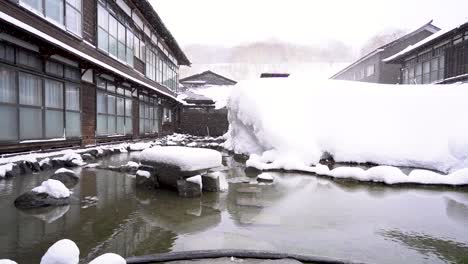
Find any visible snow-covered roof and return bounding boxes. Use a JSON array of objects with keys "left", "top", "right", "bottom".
[
  {"left": 384, "top": 21, "right": 468, "bottom": 63},
  {"left": 0, "top": 11, "right": 186, "bottom": 105},
  {"left": 331, "top": 20, "right": 440, "bottom": 78},
  {"left": 183, "top": 80, "right": 207, "bottom": 84}
]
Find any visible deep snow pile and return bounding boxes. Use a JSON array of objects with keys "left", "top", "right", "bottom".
[
  {"left": 140, "top": 146, "right": 222, "bottom": 171},
  {"left": 224, "top": 77, "right": 468, "bottom": 185}
]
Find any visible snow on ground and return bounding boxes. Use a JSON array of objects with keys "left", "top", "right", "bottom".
[
  {"left": 32, "top": 179, "right": 71, "bottom": 199},
  {"left": 126, "top": 161, "right": 140, "bottom": 168},
  {"left": 56, "top": 150, "right": 85, "bottom": 166},
  {"left": 0, "top": 260, "right": 17, "bottom": 264},
  {"left": 257, "top": 173, "right": 274, "bottom": 182},
  {"left": 136, "top": 170, "right": 151, "bottom": 178},
  {"left": 129, "top": 142, "right": 152, "bottom": 151},
  {"left": 40, "top": 239, "right": 79, "bottom": 264},
  {"left": 187, "top": 175, "right": 203, "bottom": 188},
  {"left": 55, "top": 168, "right": 76, "bottom": 175},
  {"left": 140, "top": 146, "right": 222, "bottom": 171},
  {"left": 225, "top": 77, "right": 468, "bottom": 185},
  {"left": 88, "top": 253, "right": 126, "bottom": 264},
  {"left": 0, "top": 163, "right": 14, "bottom": 178}
]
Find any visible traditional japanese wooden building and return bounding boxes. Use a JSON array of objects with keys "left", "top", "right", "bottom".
[
  {"left": 384, "top": 21, "right": 468, "bottom": 84},
  {"left": 179, "top": 70, "right": 237, "bottom": 89},
  {"left": 0, "top": 0, "right": 190, "bottom": 153},
  {"left": 330, "top": 21, "right": 440, "bottom": 84},
  {"left": 177, "top": 71, "right": 236, "bottom": 137}
]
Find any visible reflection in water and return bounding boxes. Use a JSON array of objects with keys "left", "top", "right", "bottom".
[
  {"left": 1, "top": 153, "right": 468, "bottom": 264},
  {"left": 20, "top": 205, "right": 70, "bottom": 224},
  {"left": 381, "top": 229, "right": 468, "bottom": 264},
  {"left": 445, "top": 197, "right": 468, "bottom": 225}
]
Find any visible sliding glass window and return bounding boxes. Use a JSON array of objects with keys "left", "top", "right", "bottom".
[
  {"left": 97, "top": 2, "right": 134, "bottom": 67},
  {"left": 19, "top": 0, "right": 82, "bottom": 37},
  {"left": 96, "top": 78, "right": 133, "bottom": 136}
]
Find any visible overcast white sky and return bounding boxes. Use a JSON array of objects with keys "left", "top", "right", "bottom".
[{"left": 149, "top": 0, "right": 468, "bottom": 48}]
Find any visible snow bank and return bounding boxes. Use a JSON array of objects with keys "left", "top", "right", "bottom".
[
  {"left": 0, "top": 163, "right": 14, "bottom": 178},
  {"left": 55, "top": 168, "right": 76, "bottom": 175},
  {"left": 88, "top": 253, "right": 126, "bottom": 264},
  {"left": 140, "top": 146, "right": 222, "bottom": 171},
  {"left": 57, "top": 150, "right": 85, "bottom": 166},
  {"left": 32, "top": 180, "right": 71, "bottom": 199},
  {"left": 40, "top": 239, "right": 79, "bottom": 264},
  {"left": 225, "top": 77, "right": 468, "bottom": 185},
  {"left": 136, "top": 170, "right": 151, "bottom": 178},
  {"left": 0, "top": 260, "right": 17, "bottom": 264},
  {"left": 187, "top": 175, "right": 203, "bottom": 188},
  {"left": 126, "top": 161, "right": 139, "bottom": 168},
  {"left": 257, "top": 173, "right": 274, "bottom": 182},
  {"left": 129, "top": 142, "right": 152, "bottom": 151}
]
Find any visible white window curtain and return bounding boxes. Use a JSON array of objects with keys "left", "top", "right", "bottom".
[
  {"left": 19, "top": 73, "right": 42, "bottom": 106},
  {"left": 116, "top": 97, "right": 125, "bottom": 116},
  {"left": 45, "top": 80, "right": 64, "bottom": 108},
  {"left": 97, "top": 92, "right": 107, "bottom": 114},
  {"left": 0, "top": 67, "right": 16, "bottom": 104},
  {"left": 66, "top": 85, "right": 80, "bottom": 111}
]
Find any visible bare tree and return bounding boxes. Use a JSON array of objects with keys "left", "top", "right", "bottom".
[{"left": 360, "top": 28, "right": 406, "bottom": 56}]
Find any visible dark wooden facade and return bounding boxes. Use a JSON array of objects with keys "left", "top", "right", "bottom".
[
  {"left": 385, "top": 22, "right": 468, "bottom": 84},
  {"left": 330, "top": 21, "right": 440, "bottom": 84},
  {"left": 0, "top": 0, "right": 190, "bottom": 153}
]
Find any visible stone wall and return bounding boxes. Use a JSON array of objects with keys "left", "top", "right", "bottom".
[{"left": 178, "top": 107, "right": 228, "bottom": 137}]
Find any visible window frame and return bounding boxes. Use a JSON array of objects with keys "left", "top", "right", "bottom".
[{"left": 18, "top": 0, "right": 83, "bottom": 38}]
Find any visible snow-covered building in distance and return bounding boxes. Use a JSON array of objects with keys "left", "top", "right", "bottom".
[
  {"left": 330, "top": 21, "right": 440, "bottom": 84},
  {"left": 177, "top": 71, "right": 236, "bottom": 137},
  {"left": 384, "top": 21, "right": 468, "bottom": 84},
  {"left": 179, "top": 70, "right": 237, "bottom": 89},
  {"left": 0, "top": 0, "right": 190, "bottom": 153}
]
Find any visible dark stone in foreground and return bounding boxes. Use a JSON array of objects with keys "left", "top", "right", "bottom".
[
  {"left": 5, "top": 164, "right": 21, "bottom": 178},
  {"left": 140, "top": 161, "right": 207, "bottom": 189},
  {"left": 14, "top": 191, "right": 70, "bottom": 209},
  {"left": 51, "top": 159, "right": 66, "bottom": 168},
  {"left": 202, "top": 174, "right": 221, "bottom": 192},
  {"left": 81, "top": 153, "right": 95, "bottom": 162},
  {"left": 177, "top": 179, "right": 202, "bottom": 198},
  {"left": 136, "top": 165, "right": 159, "bottom": 190},
  {"left": 40, "top": 161, "right": 53, "bottom": 171},
  {"left": 50, "top": 171, "right": 79, "bottom": 188},
  {"left": 245, "top": 167, "right": 262, "bottom": 178},
  {"left": 18, "top": 161, "right": 33, "bottom": 175}
]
